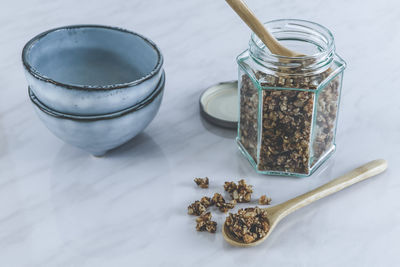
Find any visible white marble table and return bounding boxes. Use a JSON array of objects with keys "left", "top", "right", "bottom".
[{"left": 1, "top": 0, "right": 399, "bottom": 266}]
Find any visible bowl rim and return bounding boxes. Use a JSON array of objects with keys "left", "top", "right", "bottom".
[
  {"left": 22, "top": 24, "right": 164, "bottom": 91},
  {"left": 30, "top": 71, "right": 165, "bottom": 121}
]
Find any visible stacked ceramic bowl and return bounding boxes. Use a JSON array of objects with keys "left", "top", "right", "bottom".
[{"left": 22, "top": 25, "right": 165, "bottom": 156}]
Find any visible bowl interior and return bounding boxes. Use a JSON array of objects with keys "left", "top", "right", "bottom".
[{"left": 23, "top": 26, "right": 162, "bottom": 88}]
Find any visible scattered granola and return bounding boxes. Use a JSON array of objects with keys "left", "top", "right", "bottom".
[
  {"left": 224, "top": 179, "right": 253, "bottom": 203},
  {"left": 187, "top": 201, "right": 206, "bottom": 216},
  {"left": 211, "top": 193, "right": 225, "bottom": 205},
  {"left": 218, "top": 202, "right": 236, "bottom": 213},
  {"left": 225, "top": 207, "right": 270, "bottom": 244},
  {"left": 196, "top": 212, "right": 217, "bottom": 233},
  {"left": 258, "top": 195, "right": 272, "bottom": 205},
  {"left": 188, "top": 178, "right": 272, "bottom": 238},
  {"left": 194, "top": 177, "right": 209, "bottom": 188},
  {"left": 200, "top": 196, "right": 212, "bottom": 208},
  {"left": 211, "top": 193, "right": 236, "bottom": 213}
]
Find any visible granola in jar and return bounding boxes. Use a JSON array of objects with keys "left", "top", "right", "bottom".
[{"left": 237, "top": 19, "right": 346, "bottom": 176}]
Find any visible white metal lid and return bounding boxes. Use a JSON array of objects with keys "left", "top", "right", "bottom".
[{"left": 199, "top": 81, "right": 238, "bottom": 129}]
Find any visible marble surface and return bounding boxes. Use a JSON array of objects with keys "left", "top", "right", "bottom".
[{"left": 1, "top": 0, "right": 399, "bottom": 266}]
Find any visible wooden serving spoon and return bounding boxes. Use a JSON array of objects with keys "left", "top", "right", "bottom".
[
  {"left": 222, "top": 159, "right": 388, "bottom": 247},
  {"left": 225, "top": 0, "right": 303, "bottom": 57}
]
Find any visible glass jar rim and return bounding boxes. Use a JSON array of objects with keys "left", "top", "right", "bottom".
[{"left": 250, "top": 19, "right": 335, "bottom": 61}]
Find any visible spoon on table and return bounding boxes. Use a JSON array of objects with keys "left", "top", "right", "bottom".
[
  {"left": 222, "top": 159, "right": 388, "bottom": 247},
  {"left": 225, "top": 0, "right": 304, "bottom": 57}
]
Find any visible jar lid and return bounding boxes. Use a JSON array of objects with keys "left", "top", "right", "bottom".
[{"left": 199, "top": 81, "right": 238, "bottom": 129}]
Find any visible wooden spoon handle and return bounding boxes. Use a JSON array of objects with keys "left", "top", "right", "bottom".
[
  {"left": 270, "top": 160, "right": 388, "bottom": 219},
  {"left": 225, "top": 0, "right": 296, "bottom": 56}
]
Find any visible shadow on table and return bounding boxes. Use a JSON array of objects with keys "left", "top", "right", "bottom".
[{"left": 199, "top": 115, "right": 236, "bottom": 139}]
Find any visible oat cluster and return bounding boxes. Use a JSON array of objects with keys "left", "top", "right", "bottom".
[
  {"left": 194, "top": 177, "right": 209, "bottom": 188},
  {"left": 225, "top": 207, "right": 270, "bottom": 244},
  {"left": 211, "top": 193, "right": 236, "bottom": 213},
  {"left": 258, "top": 195, "right": 272, "bottom": 205},
  {"left": 224, "top": 179, "right": 253, "bottom": 203},
  {"left": 187, "top": 200, "right": 207, "bottom": 216},
  {"left": 239, "top": 68, "right": 340, "bottom": 174},
  {"left": 200, "top": 196, "right": 212, "bottom": 208},
  {"left": 196, "top": 212, "right": 217, "bottom": 233},
  {"left": 188, "top": 200, "right": 217, "bottom": 233}
]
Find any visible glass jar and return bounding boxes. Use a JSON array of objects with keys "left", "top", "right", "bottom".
[{"left": 237, "top": 19, "right": 346, "bottom": 177}]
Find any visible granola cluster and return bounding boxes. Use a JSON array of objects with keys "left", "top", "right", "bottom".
[
  {"left": 224, "top": 179, "right": 253, "bottom": 203},
  {"left": 212, "top": 193, "right": 236, "bottom": 213},
  {"left": 200, "top": 196, "right": 212, "bottom": 208},
  {"left": 188, "top": 193, "right": 237, "bottom": 219},
  {"left": 239, "top": 68, "right": 341, "bottom": 174},
  {"left": 196, "top": 212, "right": 217, "bottom": 233},
  {"left": 187, "top": 200, "right": 207, "bottom": 216},
  {"left": 194, "top": 177, "right": 209, "bottom": 188},
  {"left": 225, "top": 207, "right": 270, "bottom": 244},
  {"left": 258, "top": 195, "right": 271, "bottom": 205}
]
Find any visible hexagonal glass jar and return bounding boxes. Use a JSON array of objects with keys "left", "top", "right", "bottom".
[{"left": 237, "top": 19, "right": 346, "bottom": 177}]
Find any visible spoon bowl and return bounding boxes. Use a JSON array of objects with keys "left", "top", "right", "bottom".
[{"left": 222, "top": 159, "right": 388, "bottom": 247}]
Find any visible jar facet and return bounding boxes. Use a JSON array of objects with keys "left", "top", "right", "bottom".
[{"left": 236, "top": 19, "right": 346, "bottom": 177}]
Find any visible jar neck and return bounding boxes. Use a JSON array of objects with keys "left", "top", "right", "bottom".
[{"left": 249, "top": 19, "right": 335, "bottom": 76}]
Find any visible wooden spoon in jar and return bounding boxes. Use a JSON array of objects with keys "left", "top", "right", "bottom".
[
  {"left": 225, "top": 0, "right": 304, "bottom": 57},
  {"left": 222, "top": 159, "right": 388, "bottom": 247}
]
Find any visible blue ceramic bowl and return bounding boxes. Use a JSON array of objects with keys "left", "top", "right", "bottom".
[
  {"left": 23, "top": 25, "right": 163, "bottom": 115},
  {"left": 30, "top": 72, "right": 165, "bottom": 156}
]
